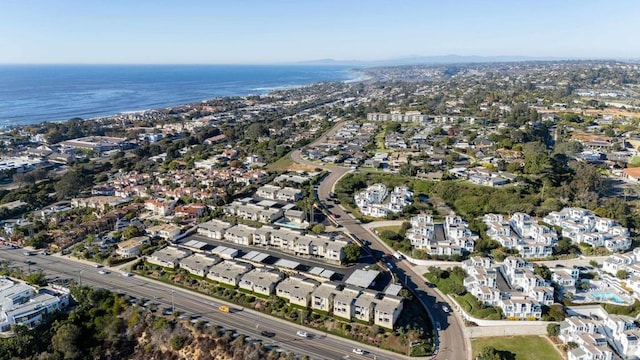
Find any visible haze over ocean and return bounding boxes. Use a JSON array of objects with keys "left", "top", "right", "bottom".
[{"left": 0, "top": 64, "right": 359, "bottom": 126}]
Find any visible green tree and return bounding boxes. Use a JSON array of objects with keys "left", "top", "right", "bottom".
[
  {"left": 343, "top": 243, "right": 361, "bottom": 263},
  {"left": 122, "top": 225, "right": 142, "bottom": 240},
  {"left": 52, "top": 323, "right": 82, "bottom": 360},
  {"left": 534, "top": 264, "right": 552, "bottom": 281},
  {"left": 54, "top": 166, "right": 94, "bottom": 200},
  {"left": 476, "top": 346, "right": 512, "bottom": 360},
  {"left": 522, "top": 141, "right": 551, "bottom": 174},
  {"left": 616, "top": 270, "right": 629, "bottom": 280},
  {"left": 547, "top": 323, "right": 560, "bottom": 336},
  {"left": 311, "top": 223, "right": 325, "bottom": 235}
]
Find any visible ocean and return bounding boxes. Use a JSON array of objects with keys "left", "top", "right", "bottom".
[{"left": 0, "top": 64, "right": 360, "bottom": 126}]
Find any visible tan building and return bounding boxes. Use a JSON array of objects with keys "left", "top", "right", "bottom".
[{"left": 116, "top": 236, "right": 150, "bottom": 258}]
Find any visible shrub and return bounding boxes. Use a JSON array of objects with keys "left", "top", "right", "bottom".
[{"left": 170, "top": 334, "right": 188, "bottom": 350}]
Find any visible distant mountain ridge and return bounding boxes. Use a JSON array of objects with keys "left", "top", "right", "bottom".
[{"left": 296, "top": 55, "right": 602, "bottom": 67}]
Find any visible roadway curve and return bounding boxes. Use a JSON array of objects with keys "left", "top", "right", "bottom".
[
  {"left": 0, "top": 248, "right": 403, "bottom": 360},
  {"left": 291, "top": 131, "right": 468, "bottom": 360}
]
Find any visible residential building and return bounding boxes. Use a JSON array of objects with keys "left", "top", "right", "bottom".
[
  {"left": 354, "top": 184, "right": 413, "bottom": 218},
  {"left": 0, "top": 278, "right": 69, "bottom": 333},
  {"left": 146, "top": 224, "right": 181, "bottom": 241},
  {"left": 463, "top": 256, "right": 554, "bottom": 320},
  {"left": 197, "top": 219, "right": 232, "bottom": 240},
  {"left": 544, "top": 207, "right": 631, "bottom": 252},
  {"left": 144, "top": 199, "right": 176, "bottom": 216},
  {"left": 484, "top": 213, "right": 557, "bottom": 259},
  {"left": 115, "top": 236, "right": 150, "bottom": 258},
  {"left": 225, "top": 224, "right": 255, "bottom": 246},
  {"left": 353, "top": 290, "right": 378, "bottom": 323},
  {"left": 276, "top": 276, "right": 319, "bottom": 307},
  {"left": 239, "top": 268, "right": 284, "bottom": 296},
  {"left": 179, "top": 253, "right": 221, "bottom": 277},
  {"left": 146, "top": 246, "right": 192, "bottom": 269},
  {"left": 407, "top": 214, "right": 477, "bottom": 256},
  {"left": 332, "top": 286, "right": 360, "bottom": 321},
  {"left": 206, "top": 260, "right": 252, "bottom": 287},
  {"left": 374, "top": 295, "right": 404, "bottom": 329},
  {"left": 311, "top": 282, "right": 340, "bottom": 313}
]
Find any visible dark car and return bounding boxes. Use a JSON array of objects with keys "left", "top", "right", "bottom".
[{"left": 261, "top": 330, "right": 276, "bottom": 338}]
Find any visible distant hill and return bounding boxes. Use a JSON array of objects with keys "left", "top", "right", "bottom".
[{"left": 296, "top": 55, "right": 571, "bottom": 67}]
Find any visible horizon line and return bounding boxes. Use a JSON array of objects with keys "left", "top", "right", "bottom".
[{"left": 0, "top": 55, "right": 637, "bottom": 67}]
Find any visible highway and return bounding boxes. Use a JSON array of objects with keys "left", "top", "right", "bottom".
[
  {"left": 291, "top": 125, "right": 468, "bottom": 360},
  {"left": 0, "top": 247, "right": 402, "bottom": 360}
]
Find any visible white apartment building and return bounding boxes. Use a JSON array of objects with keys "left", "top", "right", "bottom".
[
  {"left": 544, "top": 207, "right": 631, "bottom": 252},
  {"left": 407, "top": 214, "right": 477, "bottom": 256},
  {"left": 0, "top": 278, "right": 69, "bottom": 333},
  {"left": 484, "top": 213, "right": 557, "bottom": 259},
  {"left": 462, "top": 256, "right": 554, "bottom": 320},
  {"left": 354, "top": 184, "right": 413, "bottom": 218}
]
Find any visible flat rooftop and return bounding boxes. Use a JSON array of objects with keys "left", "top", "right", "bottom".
[{"left": 345, "top": 269, "right": 380, "bottom": 289}]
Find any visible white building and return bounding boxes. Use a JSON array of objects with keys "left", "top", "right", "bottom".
[
  {"left": 0, "top": 278, "right": 69, "bottom": 333},
  {"left": 558, "top": 306, "right": 640, "bottom": 360},
  {"left": 484, "top": 213, "right": 557, "bottom": 259},
  {"left": 544, "top": 207, "right": 631, "bottom": 252},
  {"left": 406, "top": 214, "right": 477, "bottom": 256},
  {"left": 462, "top": 256, "right": 554, "bottom": 320},
  {"left": 354, "top": 184, "right": 413, "bottom": 218}
]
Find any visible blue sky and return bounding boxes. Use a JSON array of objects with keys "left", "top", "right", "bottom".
[{"left": 1, "top": 0, "right": 638, "bottom": 64}]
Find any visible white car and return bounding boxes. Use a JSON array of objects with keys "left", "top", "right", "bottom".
[
  {"left": 296, "top": 330, "right": 309, "bottom": 338},
  {"left": 442, "top": 304, "right": 451, "bottom": 313},
  {"left": 98, "top": 270, "right": 109, "bottom": 275},
  {"left": 352, "top": 348, "right": 365, "bottom": 355},
  {"left": 121, "top": 272, "right": 132, "bottom": 277}
]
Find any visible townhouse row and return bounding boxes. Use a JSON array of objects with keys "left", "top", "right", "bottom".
[
  {"left": 145, "top": 247, "right": 402, "bottom": 329},
  {"left": 544, "top": 207, "right": 631, "bottom": 252},
  {"left": 198, "top": 219, "right": 347, "bottom": 264},
  {"left": 354, "top": 184, "right": 413, "bottom": 218},
  {"left": 560, "top": 306, "right": 640, "bottom": 360},
  {"left": 483, "top": 213, "right": 558, "bottom": 259},
  {"left": 462, "top": 256, "right": 555, "bottom": 320},
  {"left": 407, "top": 214, "right": 478, "bottom": 256}
]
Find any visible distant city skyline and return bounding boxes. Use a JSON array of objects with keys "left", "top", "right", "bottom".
[{"left": 1, "top": 0, "right": 639, "bottom": 64}]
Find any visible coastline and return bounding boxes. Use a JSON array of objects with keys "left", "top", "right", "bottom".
[{"left": 0, "top": 65, "right": 367, "bottom": 128}]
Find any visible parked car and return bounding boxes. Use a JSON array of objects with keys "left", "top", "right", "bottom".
[{"left": 442, "top": 304, "right": 451, "bottom": 313}]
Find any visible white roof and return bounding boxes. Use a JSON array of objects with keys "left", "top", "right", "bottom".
[{"left": 345, "top": 269, "right": 380, "bottom": 288}]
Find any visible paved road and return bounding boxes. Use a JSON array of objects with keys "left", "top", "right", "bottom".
[
  {"left": 0, "top": 247, "right": 403, "bottom": 360},
  {"left": 291, "top": 140, "right": 468, "bottom": 359}
]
